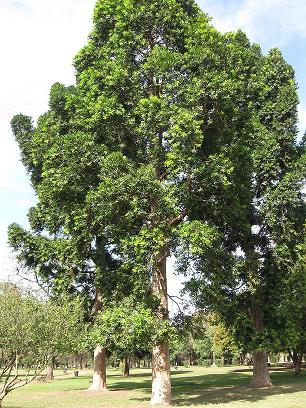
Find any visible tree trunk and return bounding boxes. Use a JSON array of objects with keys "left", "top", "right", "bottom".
[
  {"left": 250, "top": 301, "right": 272, "bottom": 388},
  {"left": 124, "top": 356, "right": 130, "bottom": 377},
  {"left": 89, "top": 345, "right": 107, "bottom": 391},
  {"left": 289, "top": 350, "right": 303, "bottom": 376},
  {"left": 46, "top": 365, "right": 54, "bottom": 381},
  {"left": 250, "top": 350, "right": 272, "bottom": 388},
  {"left": 151, "top": 251, "right": 172, "bottom": 406},
  {"left": 89, "top": 289, "right": 108, "bottom": 391},
  {"left": 45, "top": 356, "right": 56, "bottom": 381}
]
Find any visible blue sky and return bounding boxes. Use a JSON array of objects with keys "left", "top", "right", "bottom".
[{"left": 0, "top": 0, "right": 305, "bottom": 285}]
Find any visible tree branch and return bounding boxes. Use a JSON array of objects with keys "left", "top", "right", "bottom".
[{"left": 169, "top": 209, "right": 187, "bottom": 227}]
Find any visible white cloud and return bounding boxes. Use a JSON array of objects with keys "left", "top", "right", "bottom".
[{"left": 200, "top": 0, "right": 306, "bottom": 47}]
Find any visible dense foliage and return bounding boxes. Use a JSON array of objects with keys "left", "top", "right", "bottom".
[{"left": 8, "top": 0, "right": 306, "bottom": 400}]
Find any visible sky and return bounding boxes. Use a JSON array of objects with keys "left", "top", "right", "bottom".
[{"left": 0, "top": 0, "right": 306, "bottom": 290}]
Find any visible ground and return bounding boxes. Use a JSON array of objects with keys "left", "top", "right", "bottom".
[{"left": 3, "top": 366, "right": 306, "bottom": 408}]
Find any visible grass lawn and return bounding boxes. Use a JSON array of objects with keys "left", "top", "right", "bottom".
[{"left": 3, "top": 366, "right": 306, "bottom": 408}]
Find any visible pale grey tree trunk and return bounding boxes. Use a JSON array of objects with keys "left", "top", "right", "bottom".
[
  {"left": 89, "top": 290, "right": 108, "bottom": 391},
  {"left": 151, "top": 251, "right": 172, "bottom": 406},
  {"left": 89, "top": 345, "right": 107, "bottom": 391}
]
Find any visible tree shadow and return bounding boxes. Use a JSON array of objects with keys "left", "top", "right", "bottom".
[
  {"left": 108, "top": 369, "right": 191, "bottom": 379},
  {"left": 173, "top": 383, "right": 306, "bottom": 406},
  {"left": 232, "top": 366, "right": 294, "bottom": 373},
  {"left": 107, "top": 370, "right": 193, "bottom": 391},
  {"left": 108, "top": 378, "right": 152, "bottom": 391},
  {"left": 129, "top": 369, "right": 306, "bottom": 406}
]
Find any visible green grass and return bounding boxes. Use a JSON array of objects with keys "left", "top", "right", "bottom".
[{"left": 3, "top": 366, "right": 306, "bottom": 408}]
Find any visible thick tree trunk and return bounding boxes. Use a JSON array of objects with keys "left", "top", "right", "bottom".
[
  {"left": 46, "top": 356, "right": 56, "bottom": 381},
  {"left": 250, "top": 303, "right": 272, "bottom": 388},
  {"left": 89, "top": 345, "right": 107, "bottom": 391},
  {"left": 124, "top": 356, "right": 130, "bottom": 377},
  {"left": 151, "top": 251, "right": 172, "bottom": 406},
  {"left": 250, "top": 350, "right": 272, "bottom": 388},
  {"left": 151, "top": 341, "right": 171, "bottom": 406},
  {"left": 289, "top": 350, "right": 303, "bottom": 376}
]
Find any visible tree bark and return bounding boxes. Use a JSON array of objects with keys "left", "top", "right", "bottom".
[
  {"left": 89, "top": 345, "right": 107, "bottom": 391},
  {"left": 289, "top": 350, "right": 303, "bottom": 376},
  {"left": 151, "top": 251, "right": 172, "bottom": 406},
  {"left": 124, "top": 356, "right": 130, "bottom": 377},
  {"left": 250, "top": 350, "right": 272, "bottom": 388},
  {"left": 89, "top": 289, "right": 108, "bottom": 391},
  {"left": 46, "top": 365, "right": 54, "bottom": 381},
  {"left": 250, "top": 303, "right": 272, "bottom": 388}
]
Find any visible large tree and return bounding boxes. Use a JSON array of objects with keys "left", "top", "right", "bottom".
[
  {"left": 9, "top": 0, "right": 300, "bottom": 402},
  {"left": 183, "top": 49, "right": 305, "bottom": 387}
]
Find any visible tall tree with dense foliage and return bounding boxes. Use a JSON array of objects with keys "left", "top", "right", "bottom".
[
  {"left": 183, "top": 49, "right": 306, "bottom": 387},
  {"left": 10, "top": 0, "right": 303, "bottom": 402},
  {"left": 9, "top": 1, "right": 230, "bottom": 403}
]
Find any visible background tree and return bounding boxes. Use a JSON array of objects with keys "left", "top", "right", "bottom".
[
  {"left": 0, "top": 283, "right": 86, "bottom": 407},
  {"left": 182, "top": 48, "right": 305, "bottom": 387},
  {"left": 171, "top": 312, "right": 238, "bottom": 367},
  {"left": 8, "top": 222, "right": 134, "bottom": 391}
]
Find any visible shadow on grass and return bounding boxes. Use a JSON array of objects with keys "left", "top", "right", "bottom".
[
  {"left": 109, "top": 370, "right": 191, "bottom": 379},
  {"left": 232, "top": 366, "right": 294, "bottom": 373},
  {"left": 173, "top": 384, "right": 306, "bottom": 406},
  {"left": 127, "top": 370, "right": 306, "bottom": 406},
  {"left": 58, "top": 367, "right": 306, "bottom": 407}
]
